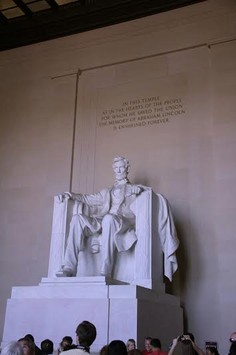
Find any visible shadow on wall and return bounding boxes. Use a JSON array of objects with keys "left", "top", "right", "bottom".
[{"left": 165, "top": 215, "right": 203, "bottom": 332}]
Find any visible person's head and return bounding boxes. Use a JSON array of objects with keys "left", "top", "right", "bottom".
[
  {"left": 18, "top": 338, "right": 35, "bottom": 355},
  {"left": 24, "top": 336, "right": 34, "bottom": 344},
  {"left": 60, "top": 337, "right": 73, "bottom": 351},
  {"left": 144, "top": 338, "right": 152, "bottom": 352},
  {"left": 112, "top": 157, "right": 130, "bottom": 181},
  {"left": 127, "top": 339, "right": 136, "bottom": 351},
  {"left": 2, "top": 341, "right": 24, "bottom": 355},
  {"left": 100, "top": 345, "right": 108, "bottom": 355},
  {"left": 40, "top": 340, "right": 53, "bottom": 355},
  {"left": 185, "top": 334, "right": 195, "bottom": 343},
  {"left": 230, "top": 333, "right": 236, "bottom": 344},
  {"left": 150, "top": 339, "right": 161, "bottom": 351},
  {"left": 206, "top": 347, "right": 219, "bottom": 355},
  {"left": 76, "top": 320, "right": 97, "bottom": 347},
  {"left": 107, "top": 340, "right": 128, "bottom": 355},
  {"left": 173, "top": 339, "right": 195, "bottom": 355}
]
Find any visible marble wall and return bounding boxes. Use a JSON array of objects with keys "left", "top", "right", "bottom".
[{"left": 0, "top": 0, "right": 236, "bottom": 353}]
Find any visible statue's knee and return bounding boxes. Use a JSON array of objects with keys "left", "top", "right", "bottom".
[
  {"left": 102, "top": 214, "right": 116, "bottom": 227},
  {"left": 70, "top": 215, "right": 84, "bottom": 230}
]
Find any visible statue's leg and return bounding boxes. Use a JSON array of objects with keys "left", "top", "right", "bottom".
[
  {"left": 100, "top": 214, "right": 120, "bottom": 277},
  {"left": 62, "top": 215, "right": 85, "bottom": 276},
  {"left": 62, "top": 215, "right": 102, "bottom": 277}
]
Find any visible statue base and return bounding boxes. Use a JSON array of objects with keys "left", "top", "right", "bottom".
[{"left": 2, "top": 277, "right": 183, "bottom": 352}]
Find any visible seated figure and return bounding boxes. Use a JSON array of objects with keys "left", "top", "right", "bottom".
[
  {"left": 50, "top": 156, "right": 179, "bottom": 286},
  {"left": 58, "top": 156, "right": 143, "bottom": 277}
]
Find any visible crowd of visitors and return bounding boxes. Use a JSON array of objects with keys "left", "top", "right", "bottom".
[{"left": 0, "top": 321, "right": 235, "bottom": 355}]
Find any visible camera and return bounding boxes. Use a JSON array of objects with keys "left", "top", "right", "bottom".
[{"left": 178, "top": 335, "right": 191, "bottom": 342}]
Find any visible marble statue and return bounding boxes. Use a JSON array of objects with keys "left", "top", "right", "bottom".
[
  {"left": 55, "top": 156, "right": 179, "bottom": 282},
  {"left": 58, "top": 156, "right": 143, "bottom": 277}
]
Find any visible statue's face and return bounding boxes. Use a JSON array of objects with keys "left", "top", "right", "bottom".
[{"left": 113, "top": 159, "right": 128, "bottom": 181}]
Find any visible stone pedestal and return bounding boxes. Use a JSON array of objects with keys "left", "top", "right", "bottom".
[{"left": 2, "top": 277, "right": 182, "bottom": 351}]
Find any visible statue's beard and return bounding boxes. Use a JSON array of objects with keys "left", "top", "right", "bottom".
[{"left": 115, "top": 173, "right": 127, "bottom": 181}]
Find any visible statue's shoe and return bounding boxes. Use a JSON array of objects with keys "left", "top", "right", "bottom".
[
  {"left": 100, "top": 270, "right": 111, "bottom": 278},
  {"left": 56, "top": 267, "right": 74, "bottom": 277}
]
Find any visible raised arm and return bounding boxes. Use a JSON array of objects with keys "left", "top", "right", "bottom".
[
  {"left": 168, "top": 338, "right": 178, "bottom": 355},
  {"left": 191, "top": 340, "right": 205, "bottom": 355}
]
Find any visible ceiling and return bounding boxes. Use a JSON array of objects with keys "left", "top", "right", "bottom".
[{"left": 0, "top": 0, "right": 206, "bottom": 51}]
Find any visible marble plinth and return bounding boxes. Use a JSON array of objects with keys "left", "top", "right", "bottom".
[{"left": 2, "top": 277, "right": 183, "bottom": 352}]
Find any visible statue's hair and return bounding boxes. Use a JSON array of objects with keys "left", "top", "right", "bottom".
[
  {"left": 2, "top": 342, "right": 24, "bottom": 355},
  {"left": 112, "top": 156, "right": 130, "bottom": 170}
]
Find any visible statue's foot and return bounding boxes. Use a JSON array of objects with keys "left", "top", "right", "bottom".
[
  {"left": 56, "top": 267, "right": 74, "bottom": 277},
  {"left": 100, "top": 270, "right": 111, "bottom": 278}
]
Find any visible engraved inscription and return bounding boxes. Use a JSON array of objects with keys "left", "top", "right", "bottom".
[{"left": 98, "top": 96, "right": 186, "bottom": 130}]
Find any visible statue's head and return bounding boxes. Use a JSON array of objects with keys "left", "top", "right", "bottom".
[{"left": 112, "top": 156, "right": 130, "bottom": 181}]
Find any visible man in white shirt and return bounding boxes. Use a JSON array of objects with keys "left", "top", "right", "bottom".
[{"left": 60, "top": 321, "right": 96, "bottom": 355}]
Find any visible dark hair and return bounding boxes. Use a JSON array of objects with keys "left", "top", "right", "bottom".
[
  {"left": 173, "top": 340, "right": 195, "bottom": 355},
  {"left": 41, "top": 340, "right": 53, "bottom": 355},
  {"left": 108, "top": 340, "right": 128, "bottom": 355},
  {"left": 185, "top": 333, "right": 195, "bottom": 342},
  {"left": 229, "top": 342, "right": 236, "bottom": 355},
  {"left": 128, "top": 350, "right": 142, "bottom": 355},
  {"left": 151, "top": 339, "right": 161, "bottom": 349},
  {"left": 127, "top": 340, "right": 135, "bottom": 344},
  {"left": 145, "top": 338, "right": 152, "bottom": 341},
  {"left": 60, "top": 337, "right": 73, "bottom": 351},
  {"left": 18, "top": 338, "right": 35, "bottom": 355},
  {"left": 25, "top": 335, "right": 35, "bottom": 343},
  {"left": 76, "top": 320, "right": 97, "bottom": 347},
  {"left": 206, "top": 347, "right": 219, "bottom": 355},
  {"left": 62, "top": 337, "right": 73, "bottom": 345},
  {"left": 100, "top": 345, "right": 108, "bottom": 355}
]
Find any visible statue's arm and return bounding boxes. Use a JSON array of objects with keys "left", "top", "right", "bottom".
[
  {"left": 126, "top": 184, "right": 151, "bottom": 197},
  {"left": 57, "top": 191, "right": 83, "bottom": 203},
  {"left": 57, "top": 190, "right": 106, "bottom": 206}
]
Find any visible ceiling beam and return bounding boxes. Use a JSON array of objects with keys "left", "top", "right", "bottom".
[
  {"left": 0, "top": 12, "right": 8, "bottom": 25},
  {"left": 0, "top": 0, "right": 206, "bottom": 51},
  {"left": 45, "top": 0, "right": 59, "bottom": 10},
  {"left": 13, "top": 0, "right": 33, "bottom": 17}
]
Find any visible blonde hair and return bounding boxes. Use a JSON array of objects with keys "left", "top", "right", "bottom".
[{"left": 2, "top": 342, "right": 24, "bottom": 355}]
